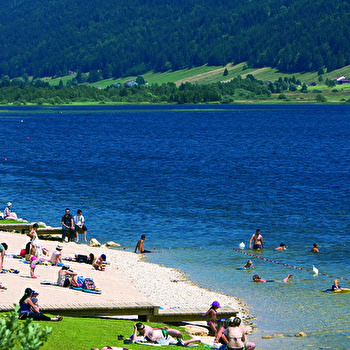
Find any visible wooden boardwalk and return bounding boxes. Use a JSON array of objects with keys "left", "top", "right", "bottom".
[{"left": 0, "top": 302, "right": 237, "bottom": 322}]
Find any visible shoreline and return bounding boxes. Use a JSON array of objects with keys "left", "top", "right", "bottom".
[{"left": 0, "top": 230, "right": 254, "bottom": 334}]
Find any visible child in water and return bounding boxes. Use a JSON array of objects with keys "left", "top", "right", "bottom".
[
  {"left": 310, "top": 243, "right": 319, "bottom": 253},
  {"left": 331, "top": 279, "right": 343, "bottom": 291},
  {"left": 243, "top": 260, "right": 254, "bottom": 269},
  {"left": 205, "top": 301, "right": 221, "bottom": 336}
]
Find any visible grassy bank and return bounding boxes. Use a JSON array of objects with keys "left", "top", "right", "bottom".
[{"left": 0, "top": 313, "right": 202, "bottom": 350}]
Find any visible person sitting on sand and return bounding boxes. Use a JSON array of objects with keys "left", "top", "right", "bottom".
[
  {"left": 224, "top": 317, "right": 256, "bottom": 350},
  {"left": 243, "top": 260, "right": 254, "bottom": 269},
  {"left": 205, "top": 301, "right": 221, "bottom": 336},
  {"left": 57, "top": 265, "right": 79, "bottom": 287},
  {"left": 275, "top": 243, "right": 286, "bottom": 251},
  {"left": 92, "top": 254, "right": 106, "bottom": 270},
  {"left": 50, "top": 245, "right": 63, "bottom": 266},
  {"left": 134, "top": 234, "right": 151, "bottom": 253},
  {"left": 18, "top": 287, "right": 63, "bottom": 321},
  {"left": 253, "top": 274, "right": 293, "bottom": 283},
  {"left": 132, "top": 322, "right": 200, "bottom": 346},
  {"left": 331, "top": 279, "right": 343, "bottom": 291},
  {"left": 0, "top": 242, "right": 8, "bottom": 270},
  {"left": 4, "top": 202, "right": 18, "bottom": 220},
  {"left": 310, "top": 243, "right": 319, "bottom": 253},
  {"left": 249, "top": 229, "right": 264, "bottom": 250}
]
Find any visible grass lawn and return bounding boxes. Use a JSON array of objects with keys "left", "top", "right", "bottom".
[{"left": 35, "top": 316, "right": 201, "bottom": 350}]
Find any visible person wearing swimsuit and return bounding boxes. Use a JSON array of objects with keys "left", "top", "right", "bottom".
[
  {"left": 224, "top": 317, "right": 255, "bottom": 350},
  {"left": 249, "top": 229, "right": 264, "bottom": 250}
]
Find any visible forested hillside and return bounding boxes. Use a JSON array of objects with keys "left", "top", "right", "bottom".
[{"left": 1, "top": 0, "right": 350, "bottom": 79}]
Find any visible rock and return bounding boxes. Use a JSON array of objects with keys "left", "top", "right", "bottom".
[
  {"left": 297, "top": 332, "right": 307, "bottom": 337},
  {"left": 37, "top": 222, "right": 47, "bottom": 227},
  {"left": 184, "top": 325, "right": 209, "bottom": 336},
  {"left": 262, "top": 335, "right": 273, "bottom": 339},
  {"left": 89, "top": 238, "right": 101, "bottom": 247},
  {"left": 105, "top": 241, "right": 121, "bottom": 247},
  {"left": 273, "top": 334, "right": 284, "bottom": 338}
]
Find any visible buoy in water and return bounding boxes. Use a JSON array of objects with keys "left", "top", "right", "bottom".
[
  {"left": 312, "top": 265, "right": 319, "bottom": 275},
  {"left": 239, "top": 242, "right": 245, "bottom": 249}
]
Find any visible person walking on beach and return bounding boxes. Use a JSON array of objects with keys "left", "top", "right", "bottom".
[
  {"left": 74, "top": 209, "right": 87, "bottom": 242},
  {"left": 205, "top": 301, "right": 221, "bottom": 336},
  {"left": 310, "top": 243, "right": 319, "bottom": 253},
  {"left": 0, "top": 242, "right": 8, "bottom": 270},
  {"left": 134, "top": 234, "right": 151, "bottom": 253},
  {"left": 61, "top": 208, "right": 74, "bottom": 242},
  {"left": 249, "top": 229, "right": 264, "bottom": 250}
]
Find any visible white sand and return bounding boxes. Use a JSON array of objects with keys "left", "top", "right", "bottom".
[{"left": 0, "top": 231, "right": 247, "bottom": 322}]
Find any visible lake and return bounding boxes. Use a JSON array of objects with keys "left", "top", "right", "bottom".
[{"left": 1, "top": 104, "right": 349, "bottom": 349}]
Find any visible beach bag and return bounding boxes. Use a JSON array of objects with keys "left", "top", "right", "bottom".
[
  {"left": 83, "top": 278, "right": 96, "bottom": 290},
  {"left": 20, "top": 249, "right": 26, "bottom": 258},
  {"left": 77, "top": 276, "right": 84, "bottom": 286}
]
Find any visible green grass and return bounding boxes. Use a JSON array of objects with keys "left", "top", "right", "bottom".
[{"left": 10, "top": 315, "right": 201, "bottom": 350}]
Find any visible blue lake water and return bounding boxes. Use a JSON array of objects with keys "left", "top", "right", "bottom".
[{"left": 1, "top": 104, "right": 349, "bottom": 349}]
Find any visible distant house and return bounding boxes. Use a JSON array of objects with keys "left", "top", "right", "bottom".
[
  {"left": 124, "top": 80, "right": 138, "bottom": 87},
  {"left": 335, "top": 76, "right": 350, "bottom": 84},
  {"left": 97, "top": 86, "right": 102, "bottom": 90},
  {"left": 306, "top": 82, "right": 316, "bottom": 86},
  {"left": 68, "top": 70, "right": 75, "bottom": 75},
  {"left": 332, "top": 75, "right": 346, "bottom": 82}
]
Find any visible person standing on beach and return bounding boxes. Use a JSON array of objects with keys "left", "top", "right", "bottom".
[
  {"left": 249, "top": 229, "right": 264, "bottom": 250},
  {"left": 27, "top": 223, "right": 42, "bottom": 257},
  {"left": 205, "top": 301, "right": 221, "bottom": 336},
  {"left": 134, "top": 235, "right": 151, "bottom": 253},
  {"left": 61, "top": 208, "right": 74, "bottom": 242},
  {"left": 74, "top": 209, "right": 87, "bottom": 243},
  {"left": 0, "top": 242, "right": 8, "bottom": 270}
]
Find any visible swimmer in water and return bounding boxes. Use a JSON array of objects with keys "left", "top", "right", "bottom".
[
  {"left": 253, "top": 274, "right": 293, "bottom": 283},
  {"left": 243, "top": 260, "right": 254, "bottom": 269},
  {"left": 310, "top": 243, "right": 319, "bottom": 253},
  {"left": 331, "top": 279, "right": 343, "bottom": 291},
  {"left": 275, "top": 243, "right": 286, "bottom": 250}
]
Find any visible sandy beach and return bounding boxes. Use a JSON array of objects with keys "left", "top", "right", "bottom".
[{"left": 0, "top": 230, "right": 249, "bottom": 332}]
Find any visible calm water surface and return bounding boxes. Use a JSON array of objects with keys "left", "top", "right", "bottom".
[{"left": 0, "top": 104, "right": 349, "bottom": 349}]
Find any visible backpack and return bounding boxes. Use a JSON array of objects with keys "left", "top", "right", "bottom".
[
  {"left": 20, "top": 249, "right": 26, "bottom": 258},
  {"left": 83, "top": 278, "right": 96, "bottom": 290}
]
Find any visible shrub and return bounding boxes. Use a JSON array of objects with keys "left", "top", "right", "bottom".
[{"left": 0, "top": 305, "right": 51, "bottom": 350}]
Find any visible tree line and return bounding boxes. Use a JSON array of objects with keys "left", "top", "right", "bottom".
[
  {"left": 0, "top": 74, "right": 322, "bottom": 105},
  {"left": 0, "top": 0, "right": 349, "bottom": 79}
]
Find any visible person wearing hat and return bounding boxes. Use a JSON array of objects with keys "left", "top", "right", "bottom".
[
  {"left": 50, "top": 245, "right": 63, "bottom": 266},
  {"left": 92, "top": 254, "right": 106, "bottom": 270},
  {"left": 18, "top": 287, "right": 62, "bottom": 321},
  {"left": 205, "top": 301, "right": 221, "bottom": 336},
  {"left": 4, "top": 202, "right": 18, "bottom": 220}
]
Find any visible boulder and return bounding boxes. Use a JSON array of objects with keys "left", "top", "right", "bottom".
[
  {"left": 297, "top": 332, "right": 307, "bottom": 337},
  {"left": 262, "top": 335, "right": 273, "bottom": 339},
  {"left": 184, "top": 325, "right": 209, "bottom": 336},
  {"left": 89, "top": 238, "right": 101, "bottom": 247},
  {"left": 105, "top": 241, "right": 121, "bottom": 247}
]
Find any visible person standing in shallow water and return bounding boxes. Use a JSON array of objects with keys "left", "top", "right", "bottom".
[{"left": 249, "top": 229, "right": 264, "bottom": 250}]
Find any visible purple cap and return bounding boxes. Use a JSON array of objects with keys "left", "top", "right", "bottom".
[{"left": 212, "top": 301, "right": 221, "bottom": 308}]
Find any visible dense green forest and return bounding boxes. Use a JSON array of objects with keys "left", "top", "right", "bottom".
[{"left": 1, "top": 0, "right": 350, "bottom": 79}]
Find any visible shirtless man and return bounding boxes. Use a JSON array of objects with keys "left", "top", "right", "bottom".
[
  {"left": 275, "top": 243, "right": 286, "bottom": 251},
  {"left": 134, "top": 235, "right": 151, "bottom": 253},
  {"left": 310, "top": 243, "right": 319, "bottom": 253},
  {"left": 249, "top": 229, "right": 264, "bottom": 250}
]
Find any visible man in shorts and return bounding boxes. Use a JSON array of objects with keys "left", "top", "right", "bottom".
[{"left": 249, "top": 229, "right": 264, "bottom": 250}]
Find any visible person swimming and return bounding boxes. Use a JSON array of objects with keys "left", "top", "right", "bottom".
[{"left": 243, "top": 260, "right": 254, "bottom": 269}]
